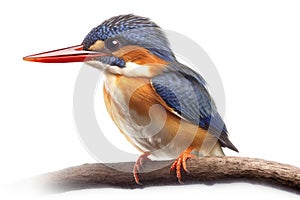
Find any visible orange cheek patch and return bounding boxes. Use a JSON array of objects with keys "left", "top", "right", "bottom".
[
  {"left": 88, "top": 40, "right": 105, "bottom": 51},
  {"left": 113, "top": 46, "right": 167, "bottom": 65}
]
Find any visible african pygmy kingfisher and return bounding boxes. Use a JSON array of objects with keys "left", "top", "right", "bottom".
[{"left": 24, "top": 14, "right": 238, "bottom": 184}]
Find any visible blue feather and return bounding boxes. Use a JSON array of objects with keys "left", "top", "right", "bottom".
[
  {"left": 82, "top": 14, "right": 176, "bottom": 62},
  {"left": 151, "top": 67, "right": 238, "bottom": 152}
]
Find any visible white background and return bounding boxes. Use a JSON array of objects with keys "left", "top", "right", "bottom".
[{"left": 0, "top": 0, "right": 300, "bottom": 199}]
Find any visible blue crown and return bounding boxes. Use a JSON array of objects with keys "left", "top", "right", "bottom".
[{"left": 82, "top": 14, "right": 176, "bottom": 62}]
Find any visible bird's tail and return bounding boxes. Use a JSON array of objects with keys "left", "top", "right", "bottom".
[
  {"left": 207, "top": 142, "right": 225, "bottom": 156},
  {"left": 198, "top": 142, "right": 225, "bottom": 156}
]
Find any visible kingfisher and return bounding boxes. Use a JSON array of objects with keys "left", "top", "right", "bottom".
[{"left": 24, "top": 14, "right": 238, "bottom": 184}]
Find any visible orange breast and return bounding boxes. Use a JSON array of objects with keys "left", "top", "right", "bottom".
[{"left": 103, "top": 74, "right": 219, "bottom": 158}]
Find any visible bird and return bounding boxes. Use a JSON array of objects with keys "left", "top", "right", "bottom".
[{"left": 23, "top": 14, "right": 238, "bottom": 184}]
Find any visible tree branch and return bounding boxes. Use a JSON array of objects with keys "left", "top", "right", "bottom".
[{"left": 30, "top": 156, "right": 300, "bottom": 194}]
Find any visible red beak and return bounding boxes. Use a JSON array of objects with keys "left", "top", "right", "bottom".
[{"left": 23, "top": 45, "right": 107, "bottom": 63}]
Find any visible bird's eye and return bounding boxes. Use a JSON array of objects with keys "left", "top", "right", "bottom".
[{"left": 105, "top": 38, "right": 121, "bottom": 51}]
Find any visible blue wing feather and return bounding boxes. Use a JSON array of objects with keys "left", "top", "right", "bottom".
[{"left": 151, "top": 65, "right": 238, "bottom": 152}]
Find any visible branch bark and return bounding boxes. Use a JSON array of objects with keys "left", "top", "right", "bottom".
[{"left": 30, "top": 156, "right": 300, "bottom": 194}]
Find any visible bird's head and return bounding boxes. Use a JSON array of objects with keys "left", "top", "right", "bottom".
[{"left": 24, "top": 14, "right": 176, "bottom": 77}]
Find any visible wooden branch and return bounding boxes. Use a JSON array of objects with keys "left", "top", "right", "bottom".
[{"left": 29, "top": 156, "right": 300, "bottom": 194}]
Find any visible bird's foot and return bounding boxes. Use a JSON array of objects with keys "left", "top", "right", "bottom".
[
  {"left": 170, "top": 151, "right": 194, "bottom": 184},
  {"left": 133, "top": 152, "right": 151, "bottom": 185}
]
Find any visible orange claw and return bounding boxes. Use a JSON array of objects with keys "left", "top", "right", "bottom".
[
  {"left": 170, "top": 151, "right": 194, "bottom": 183},
  {"left": 133, "top": 152, "right": 150, "bottom": 185}
]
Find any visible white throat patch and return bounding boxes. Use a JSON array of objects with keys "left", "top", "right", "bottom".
[{"left": 86, "top": 60, "right": 154, "bottom": 77}]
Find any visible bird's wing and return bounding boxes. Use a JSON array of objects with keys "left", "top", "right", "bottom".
[{"left": 150, "top": 68, "right": 238, "bottom": 152}]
